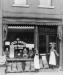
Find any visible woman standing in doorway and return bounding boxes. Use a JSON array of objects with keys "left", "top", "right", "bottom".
[{"left": 49, "top": 42, "right": 59, "bottom": 69}]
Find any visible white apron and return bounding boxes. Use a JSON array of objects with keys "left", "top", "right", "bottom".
[
  {"left": 49, "top": 50, "right": 56, "bottom": 65},
  {"left": 34, "top": 55, "right": 40, "bottom": 69}
]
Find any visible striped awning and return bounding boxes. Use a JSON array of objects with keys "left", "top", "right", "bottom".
[{"left": 8, "top": 26, "right": 34, "bottom": 29}]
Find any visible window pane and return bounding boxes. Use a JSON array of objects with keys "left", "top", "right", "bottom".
[
  {"left": 39, "top": 0, "right": 51, "bottom": 6},
  {"left": 14, "top": 0, "right": 26, "bottom": 5},
  {"left": 39, "top": 35, "right": 46, "bottom": 53}
]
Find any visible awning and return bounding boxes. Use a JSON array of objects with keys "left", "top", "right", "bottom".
[
  {"left": 8, "top": 26, "right": 34, "bottom": 29},
  {"left": 3, "top": 17, "right": 62, "bottom": 26}
]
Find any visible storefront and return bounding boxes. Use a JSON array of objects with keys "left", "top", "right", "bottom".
[{"left": 2, "top": 17, "right": 62, "bottom": 72}]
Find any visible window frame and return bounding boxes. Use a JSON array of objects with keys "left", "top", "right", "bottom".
[{"left": 38, "top": 0, "right": 54, "bottom": 8}]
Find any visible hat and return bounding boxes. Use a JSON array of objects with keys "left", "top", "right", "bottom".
[{"left": 49, "top": 42, "right": 56, "bottom": 47}]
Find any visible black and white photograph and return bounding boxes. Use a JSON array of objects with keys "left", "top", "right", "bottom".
[{"left": 0, "top": 0, "right": 63, "bottom": 75}]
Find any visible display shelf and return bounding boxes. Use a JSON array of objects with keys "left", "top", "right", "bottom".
[{"left": 6, "top": 58, "right": 33, "bottom": 62}]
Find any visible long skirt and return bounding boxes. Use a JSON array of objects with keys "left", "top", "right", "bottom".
[
  {"left": 49, "top": 51, "right": 56, "bottom": 65},
  {"left": 34, "top": 55, "right": 40, "bottom": 69}
]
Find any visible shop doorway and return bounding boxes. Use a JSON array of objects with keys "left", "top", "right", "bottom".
[
  {"left": 38, "top": 25, "right": 59, "bottom": 68},
  {"left": 38, "top": 25, "right": 58, "bottom": 54}
]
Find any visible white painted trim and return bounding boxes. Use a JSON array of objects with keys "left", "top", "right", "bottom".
[
  {"left": 12, "top": 4, "right": 29, "bottom": 7},
  {"left": 38, "top": 5, "right": 54, "bottom": 9},
  {"left": 8, "top": 26, "right": 34, "bottom": 29}
]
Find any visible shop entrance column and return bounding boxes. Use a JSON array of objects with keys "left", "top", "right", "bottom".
[{"left": 34, "top": 26, "right": 39, "bottom": 54}]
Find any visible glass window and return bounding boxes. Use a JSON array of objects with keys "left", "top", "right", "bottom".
[
  {"left": 39, "top": 0, "right": 53, "bottom": 8},
  {"left": 14, "top": 0, "right": 26, "bottom": 5},
  {"left": 13, "top": 0, "right": 29, "bottom": 6}
]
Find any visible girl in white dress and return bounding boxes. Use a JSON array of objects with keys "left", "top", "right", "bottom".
[
  {"left": 34, "top": 53, "right": 40, "bottom": 72},
  {"left": 49, "top": 42, "right": 59, "bottom": 69}
]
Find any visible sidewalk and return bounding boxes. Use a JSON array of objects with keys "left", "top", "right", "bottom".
[
  {"left": 5, "top": 68, "right": 63, "bottom": 75},
  {"left": 5, "top": 71, "right": 63, "bottom": 75},
  {"left": 0, "top": 67, "right": 63, "bottom": 75}
]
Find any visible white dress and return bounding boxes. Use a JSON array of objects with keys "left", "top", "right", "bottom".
[
  {"left": 49, "top": 50, "right": 56, "bottom": 65},
  {"left": 34, "top": 54, "right": 40, "bottom": 69}
]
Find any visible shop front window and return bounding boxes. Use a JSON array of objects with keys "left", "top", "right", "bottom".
[
  {"left": 3, "top": 25, "right": 35, "bottom": 72},
  {"left": 4, "top": 25, "right": 34, "bottom": 58}
]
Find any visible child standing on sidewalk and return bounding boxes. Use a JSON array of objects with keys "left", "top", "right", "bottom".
[{"left": 34, "top": 51, "right": 40, "bottom": 72}]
